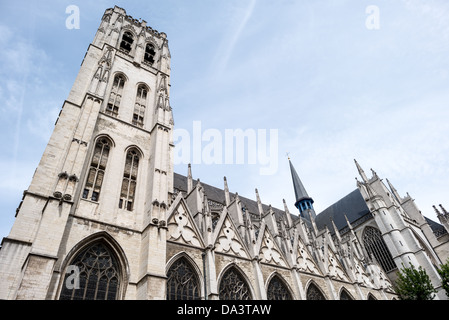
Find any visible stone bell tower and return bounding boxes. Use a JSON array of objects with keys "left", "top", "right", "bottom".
[{"left": 0, "top": 6, "right": 174, "bottom": 300}]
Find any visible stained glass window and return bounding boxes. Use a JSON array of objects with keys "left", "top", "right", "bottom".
[
  {"left": 119, "top": 149, "right": 139, "bottom": 211},
  {"left": 306, "top": 283, "right": 326, "bottom": 300},
  {"left": 267, "top": 275, "right": 292, "bottom": 300},
  {"left": 82, "top": 138, "right": 110, "bottom": 202},
  {"left": 106, "top": 74, "right": 125, "bottom": 117},
  {"left": 219, "top": 267, "right": 252, "bottom": 300},
  {"left": 59, "top": 242, "right": 120, "bottom": 300},
  {"left": 340, "top": 289, "right": 353, "bottom": 300},
  {"left": 363, "top": 226, "right": 397, "bottom": 273},
  {"left": 166, "top": 258, "right": 200, "bottom": 300}
]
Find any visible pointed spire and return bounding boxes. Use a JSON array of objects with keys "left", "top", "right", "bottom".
[
  {"left": 282, "top": 199, "right": 293, "bottom": 228},
  {"left": 344, "top": 214, "right": 353, "bottom": 231},
  {"left": 386, "top": 178, "right": 401, "bottom": 202},
  {"left": 354, "top": 159, "right": 368, "bottom": 182},
  {"left": 433, "top": 205, "right": 442, "bottom": 216},
  {"left": 187, "top": 163, "right": 193, "bottom": 193},
  {"left": 331, "top": 218, "right": 342, "bottom": 242},
  {"left": 224, "top": 176, "right": 230, "bottom": 206},
  {"left": 289, "top": 159, "right": 310, "bottom": 203},
  {"left": 439, "top": 204, "right": 448, "bottom": 215},
  {"left": 255, "top": 188, "right": 264, "bottom": 218}
]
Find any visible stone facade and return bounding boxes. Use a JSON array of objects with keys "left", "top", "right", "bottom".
[{"left": 0, "top": 6, "right": 447, "bottom": 300}]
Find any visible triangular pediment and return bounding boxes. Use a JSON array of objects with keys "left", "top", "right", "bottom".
[
  {"left": 352, "top": 255, "right": 373, "bottom": 287},
  {"left": 295, "top": 237, "right": 322, "bottom": 275},
  {"left": 326, "top": 247, "right": 350, "bottom": 282},
  {"left": 213, "top": 211, "right": 250, "bottom": 259},
  {"left": 258, "top": 226, "right": 288, "bottom": 267},
  {"left": 166, "top": 195, "right": 204, "bottom": 248}
]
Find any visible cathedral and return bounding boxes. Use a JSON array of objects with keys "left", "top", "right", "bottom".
[{"left": 1, "top": 6, "right": 448, "bottom": 300}]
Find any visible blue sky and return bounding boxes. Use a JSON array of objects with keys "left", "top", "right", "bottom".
[{"left": 1, "top": 0, "right": 449, "bottom": 240}]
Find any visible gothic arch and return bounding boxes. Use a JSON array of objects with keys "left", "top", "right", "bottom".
[
  {"left": 165, "top": 252, "right": 203, "bottom": 300},
  {"left": 119, "top": 146, "right": 143, "bottom": 211},
  {"left": 362, "top": 226, "right": 397, "bottom": 273},
  {"left": 135, "top": 82, "right": 151, "bottom": 93},
  {"left": 265, "top": 272, "right": 294, "bottom": 300},
  {"left": 305, "top": 280, "right": 327, "bottom": 300},
  {"left": 109, "top": 71, "right": 129, "bottom": 83},
  {"left": 93, "top": 134, "right": 116, "bottom": 148},
  {"left": 118, "top": 28, "right": 137, "bottom": 54},
  {"left": 81, "top": 135, "right": 114, "bottom": 201},
  {"left": 124, "top": 145, "right": 145, "bottom": 160},
  {"left": 217, "top": 264, "right": 254, "bottom": 300},
  {"left": 339, "top": 287, "right": 354, "bottom": 300},
  {"left": 367, "top": 293, "right": 377, "bottom": 300},
  {"left": 58, "top": 232, "right": 129, "bottom": 300}
]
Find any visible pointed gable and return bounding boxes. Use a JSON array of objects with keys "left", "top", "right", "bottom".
[
  {"left": 352, "top": 256, "right": 373, "bottom": 287},
  {"left": 258, "top": 226, "right": 288, "bottom": 267},
  {"left": 166, "top": 196, "right": 204, "bottom": 247},
  {"left": 295, "top": 237, "right": 321, "bottom": 275},
  {"left": 326, "top": 247, "right": 350, "bottom": 282},
  {"left": 214, "top": 213, "right": 250, "bottom": 259}
]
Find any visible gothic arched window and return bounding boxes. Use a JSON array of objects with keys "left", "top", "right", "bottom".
[
  {"left": 306, "top": 283, "right": 326, "bottom": 300},
  {"left": 59, "top": 242, "right": 120, "bottom": 300},
  {"left": 119, "top": 149, "right": 140, "bottom": 211},
  {"left": 143, "top": 43, "right": 156, "bottom": 65},
  {"left": 219, "top": 267, "right": 252, "bottom": 300},
  {"left": 267, "top": 275, "right": 292, "bottom": 300},
  {"left": 106, "top": 74, "right": 125, "bottom": 117},
  {"left": 340, "top": 288, "right": 354, "bottom": 300},
  {"left": 166, "top": 257, "right": 201, "bottom": 300},
  {"left": 119, "top": 31, "right": 134, "bottom": 53},
  {"left": 82, "top": 137, "right": 111, "bottom": 202},
  {"left": 362, "top": 226, "right": 397, "bottom": 273},
  {"left": 132, "top": 85, "right": 147, "bottom": 127}
]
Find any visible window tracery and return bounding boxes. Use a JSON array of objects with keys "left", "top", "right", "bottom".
[
  {"left": 219, "top": 267, "right": 252, "bottom": 300},
  {"left": 119, "top": 149, "right": 139, "bottom": 211},
  {"left": 166, "top": 257, "right": 201, "bottom": 300},
  {"left": 363, "top": 226, "right": 396, "bottom": 273},
  {"left": 132, "top": 85, "right": 147, "bottom": 127},
  {"left": 82, "top": 138, "right": 110, "bottom": 202},
  {"left": 106, "top": 74, "right": 125, "bottom": 117},
  {"left": 267, "top": 276, "right": 292, "bottom": 300},
  {"left": 59, "top": 242, "right": 120, "bottom": 300},
  {"left": 306, "top": 283, "right": 326, "bottom": 300}
]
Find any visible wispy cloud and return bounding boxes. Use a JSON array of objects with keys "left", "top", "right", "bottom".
[{"left": 212, "top": 0, "right": 257, "bottom": 76}]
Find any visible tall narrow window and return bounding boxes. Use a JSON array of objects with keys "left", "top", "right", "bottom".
[
  {"left": 106, "top": 74, "right": 125, "bottom": 117},
  {"left": 119, "top": 149, "right": 139, "bottom": 211},
  {"left": 363, "top": 226, "right": 397, "bottom": 273},
  {"left": 59, "top": 242, "right": 121, "bottom": 300},
  {"left": 143, "top": 43, "right": 156, "bottom": 65},
  {"left": 119, "top": 31, "right": 134, "bottom": 54},
  {"left": 132, "top": 85, "right": 147, "bottom": 127},
  {"left": 83, "top": 138, "right": 110, "bottom": 202},
  {"left": 340, "top": 289, "right": 353, "bottom": 300},
  {"left": 219, "top": 267, "right": 252, "bottom": 300},
  {"left": 267, "top": 275, "right": 292, "bottom": 300},
  {"left": 166, "top": 257, "right": 201, "bottom": 300},
  {"left": 306, "top": 283, "right": 326, "bottom": 300}
]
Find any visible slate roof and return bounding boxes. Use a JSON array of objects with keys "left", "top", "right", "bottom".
[
  {"left": 173, "top": 173, "right": 446, "bottom": 237},
  {"left": 173, "top": 173, "right": 297, "bottom": 223},
  {"left": 315, "top": 189, "right": 371, "bottom": 234}
]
